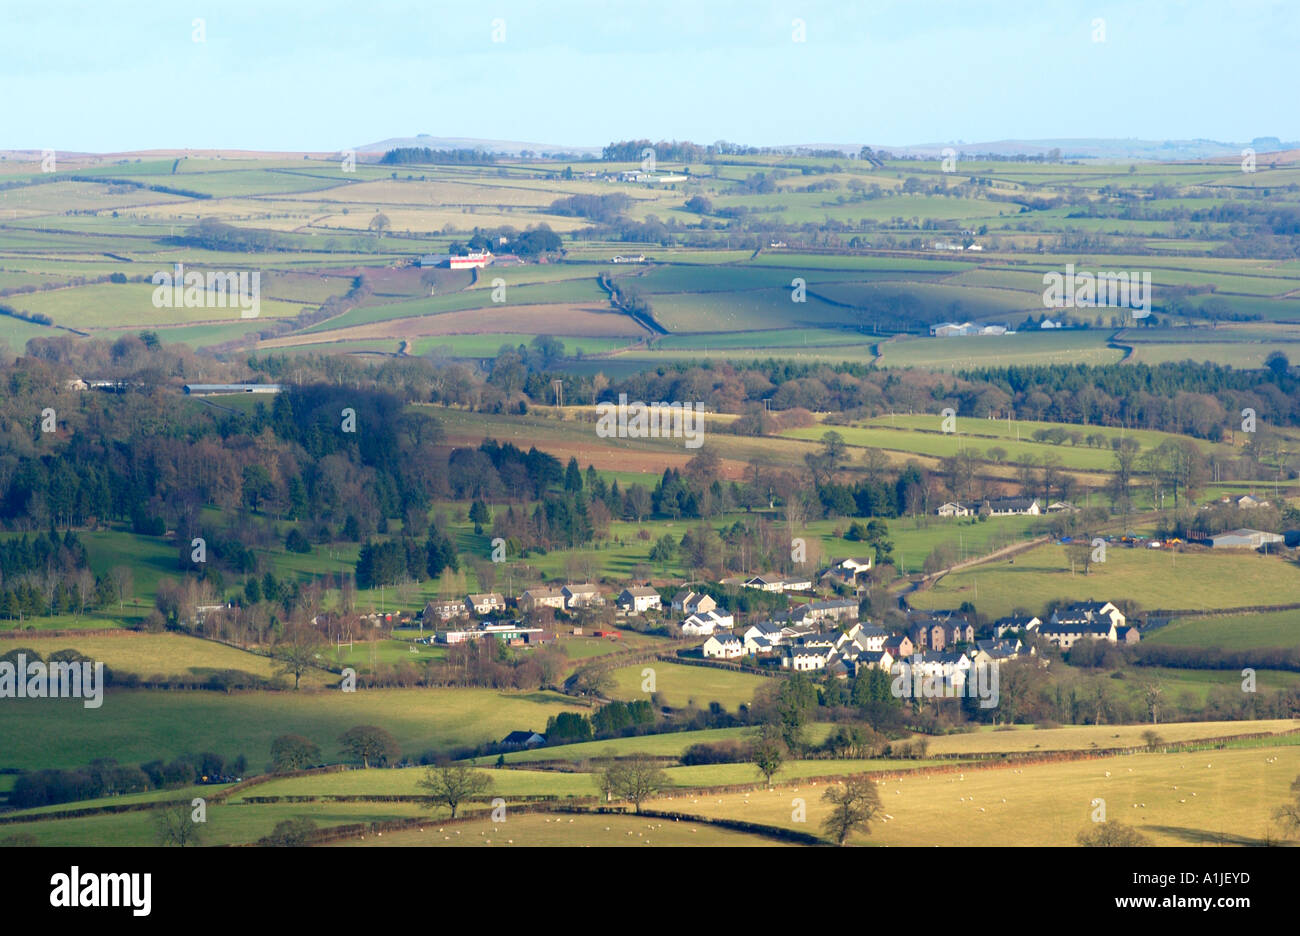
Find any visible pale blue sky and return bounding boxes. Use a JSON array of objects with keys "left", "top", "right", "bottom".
[{"left": 2, "top": 0, "right": 1295, "bottom": 152}]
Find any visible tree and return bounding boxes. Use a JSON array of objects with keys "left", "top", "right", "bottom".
[
  {"left": 272, "top": 624, "right": 325, "bottom": 690},
  {"left": 338, "top": 725, "right": 400, "bottom": 768},
  {"left": 262, "top": 817, "right": 318, "bottom": 846},
  {"left": 270, "top": 734, "right": 322, "bottom": 772},
  {"left": 153, "top": 799, "right": 205, "bottom": 847},
  {"left": 598, "top": 754, "right": 667, "bottom": 814},
  {"left": 418, "top": 763, "right": 493, "bottom": 818},
  {"left": 751, "top": 726, "right": 786, "bottom": 785},
  {"left": 368, "top": 212, "right": 391, "bottom": 237},
  {"left": 1077, "top": 822, "right": 1150, "bottom": 846},
  {"left": 821, "top": 778, "right": 881, "bottom": 845}
]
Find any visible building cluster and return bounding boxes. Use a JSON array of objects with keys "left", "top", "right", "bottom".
[{"left": 929, "top": 321, "right": 1008, "bottom": 337}]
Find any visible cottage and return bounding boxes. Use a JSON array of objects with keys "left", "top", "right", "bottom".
[
  {"left": 423, "top": 599, "right": 465, "bottom": 623},
  {"left": 465, "top": 593, "right": 506, "bottom": 616},
  {"left": 500, "top": 731, "right": 546, "bottom": 749},
  {"left": 1115, "top": 625, "right": 1141, "bottom": 645},
  {"left": 519, "top": 587, "right": 566, "bottom": 613}
]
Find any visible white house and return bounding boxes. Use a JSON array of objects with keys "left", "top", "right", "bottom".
[
  {"left": 994, "top": 614, "right": 1041, "bottom": 638},
  {"left": 936, "top": 501, "right": 972, "bottom": 518},
  {"left": 680, "top": 609, "right": 735, "bottom": 636},
  {"left": 783, "top": 645, "right": 834, "bottom": 671},
  {"left": 702, "top": 633, "right": 745, "bottom": 659},
  {"left": 466, "top": 593, "right": 506, "bottom": 615},
  {"left": 617, "top": 586, "right": 662, "bottom": 613},
  {"left": 563, "top": 584, "right": 605, "bottom": 609}
]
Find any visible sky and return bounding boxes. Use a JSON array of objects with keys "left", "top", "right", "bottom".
[{"left": 1, "top": 0, "right": 1296, "bottom": 152}]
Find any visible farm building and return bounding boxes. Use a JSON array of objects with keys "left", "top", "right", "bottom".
[{"left": 1208, "top": 529, "right": 1285, "bottom": 549}]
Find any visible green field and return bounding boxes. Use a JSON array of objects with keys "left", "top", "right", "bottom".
[
  {"left": 0, "top": 688, "right": 585, "bottom": 771},
  {"left": 605, "top": 660, "right": 770, "bottom": 711},
  {"left": 910, "top": 543, "right": 1300, "bottom": 618}
]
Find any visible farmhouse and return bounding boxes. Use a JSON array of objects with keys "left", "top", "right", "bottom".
[
  {"left": 1052, "top": 600, "right": 1126, "bottom": 631},
  {"left": 562, "top": 584, "right": 605, "bottom": 609},
  {"left": 422, "top": 599, "right": 464, "bottom": 623},
  {"left": 466, "top": 593, "right": 506, "bottom": 615},
  {"left": 519, "top": 587, "right": 566, "bottom": 613},
  {"left": 819, "top": 556, "right": 873, "bottom": 587},
  {"left": 1208, "top": 529, "right": 1285, "bottom": 549},
  {"left": 617, "top": 586, "right": 662, "bottom": 613},
  {"left": 449, "top": 251, "right": 492, "bottom": 269},
  {"left": 500, "top": 731, "right": 546, "bottom": 749},
  {"left": 702, "top": 633, "right": 745, "bottom": 659},
  {"left": 936, "top": 501, "right": 972, "bottom": 518}
]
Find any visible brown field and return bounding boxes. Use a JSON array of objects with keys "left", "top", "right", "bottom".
[{"left": 258, "top": 304, "right": 649, "bottom": 348}]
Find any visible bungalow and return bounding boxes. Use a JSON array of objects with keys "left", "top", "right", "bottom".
[
  {"left": 936, "top": 501, "right": 973, "bottom": 518},
  {"left": 617, "top": 586, "right": 662, "bottom": 613},
  {"left": 563, "top": 584, "right": 605, "bottom": 609},
  {"left": 466, "top": 593, "right": 506, "bottom": 616},
  {"left": 671, "top": 589, "right": 717, "bottom": 615},
  {"left": 980, "top": 496, "right": 1041, "bottom": 516},
  {"left": 500, "top": 731, "right": 546, "bottom": 749},
  {"left": 680, "top": 609, "right": 735, "bottom": 636},
  {"left": 519, "top": 587, "right": 566, "bottom": 613},
  {"left": 702, "top": 633, "right": 745, "bottom": 659}
]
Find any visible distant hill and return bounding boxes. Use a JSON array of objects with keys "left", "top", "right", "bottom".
[
  {"left": 355, "top": 135, "right": 602, "bottom": 157},
  {"left": 358, "top": 135, "right": 1298, "bottom": 163}
]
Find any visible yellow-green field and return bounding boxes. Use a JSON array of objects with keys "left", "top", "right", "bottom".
[
  {"left": 605, "top": 660, "right": 769, "bottom": 711},
  {"left": 4, "top": 632, "right": 334, "bottom": 687},
  {"left": 911, "top": 543, "right": 1300, "bottom": 617},
  {"left": 331, "top": 811, "right": 790, "bottom": 847},
  {"left": 646, "top": 742, "right": 1300, "bottom": 846}
]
